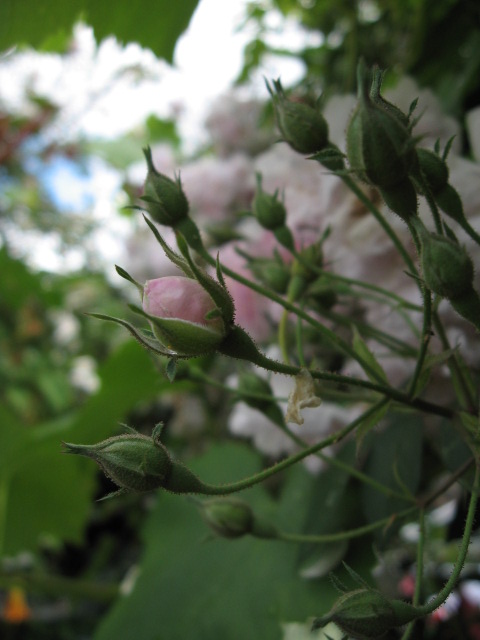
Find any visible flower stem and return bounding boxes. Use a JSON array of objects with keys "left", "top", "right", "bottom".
[
  {"left": 194, "top": 401, "right": 406, "bottom": 495},
  {"left": 416, "top": 461, "right": 479, "bottom": 616},
  {"left": 339, "top": 173, "right": 418, "bottom": 275},
  {"left": 276, "top": 506, "right": 416, "bottom": 544}
]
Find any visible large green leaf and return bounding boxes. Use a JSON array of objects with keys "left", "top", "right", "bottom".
[
  {"left": 0, "top": 340, "right": 163, "bottom": 555},
  {"left": 361, "top": 412, "right": 423, "bottom": 528},
  {"left": 94, "top": 443, "right": 368, "bottom": 640},
  {"left": 0, "top": 0, "right": 200, "bottom": 62}
]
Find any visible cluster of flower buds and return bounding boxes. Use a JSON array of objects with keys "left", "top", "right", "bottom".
[
  {"left": 346, "top": 60, "right": 418, "bottom": 223},
  {"left": 312, "top": 587, "right": 419, "bottom": 639}
]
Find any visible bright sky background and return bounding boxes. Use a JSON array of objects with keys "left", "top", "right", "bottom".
[{"left": 0, "top": 0, "right": 322, "bottom": 273}]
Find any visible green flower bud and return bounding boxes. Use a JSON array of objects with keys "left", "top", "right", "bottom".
[
  {"left": 450, "top": 291, "right": 480, "bottom": 332},
  {"left": 312, "top": 588, "right": 419, "bottom": 639},
  {"left": 434, "top": 183, "right": 465, "bottom": 224},
  {"left": 347, "top": 61, "right": 417, "bottom": 190},
  {"left": 253, "top": 174, "right": 287, "bottom": 230},
  {"left": 369, "top": 67, "right": 410, "bottom": 128},
  {"left": 415, "top": 148, "right": 449, "bottom": 195},
  {"left": 379, "top": 178, "right": 418, "bottom": 223},
  {"left": 419, "top": 231, "right": 474, "bottom": 300},
  {"left": 201, "top": 498, "right": 254, "bottom": 538},
  {"left": 267, "top": 79, "right": 329, "bottom": 155},
  {"left": 251, "top": 260, "right": 290, "bottom": 294},
  {"left": 200, "top": 498, "right": 278, "bottom": 539},
  {"left": 64, "top": 426, "right": 208, "bottom": 496},
  {"left": 63, "top": 431, "right": 172, "bottom": 493},
  {"left": 141, "top": 147, "right": 189, "bottom": 226}
]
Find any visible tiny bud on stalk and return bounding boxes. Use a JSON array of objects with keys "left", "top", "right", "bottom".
[
  {"left": 267, "top": 79, "right": 329, "bottom": 155},
  {"left": 200, "top": 498, "right": 278, "bottom": 539},
  {"left": 312, "top": 588, "right": 419, "bottom": 639},
  {"left": 141, "top": 147, "right": 189, "bottom": 226},
  {"left": 253, "top": 174, "right": 287, "bottom": 230}
]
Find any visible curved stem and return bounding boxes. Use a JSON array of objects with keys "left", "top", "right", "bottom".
[
  {"left": 197, "top": 400, "right": 389, "bottom": 495},
  {"left": 401, "top": 509, "right": 426, "bottom": 640},
  {"left": 278, "top": 419, "right": 413, "bottom": 502},
  {"left": 408, "top": 286, "right": 432, "bottom": 398},
  {"left": 339, "top": 173, "right": 418, "bottom": 276},
  {"left": 432, "top": 311, "right": 477, "bottom": 412},
  {"left": 417, "top": 461, "right": 480, "bottom": 616},
  {"left": 219, "top": 326, "right": 453, "bottom": 419},
  {"left": 277, "top": 507, "right": 416, "bottom": 544}
]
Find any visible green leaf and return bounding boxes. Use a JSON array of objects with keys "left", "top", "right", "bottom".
[
  {"left": 94, "top": 443, "right": 346, "bottom": 640},
  {"left": 351, "top": 328, "right": 388, "bottom": 384},
  {"left": 0, "top": 341, "right": 162, "bottom": 555},
  {"left": 361, "top": 413, "right": 422, "bottom": 530},
  {"left": 355, "top": 400, "right": 391, "bottom": 456},
  {"left": 0, "top": 0, "right": 200, "bottom": 63}
]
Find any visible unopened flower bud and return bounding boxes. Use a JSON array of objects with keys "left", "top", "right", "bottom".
[
  {"left": 250, "top": 259, "right": 290, "bottom": 294},
  {"left": 201, "top": 498, "right": 254, "bottom": 538},
  {"left": 312, "top": 588, "right": 419, "bottom": 639},
  {"left": 141, "top": 147, "right": 189, "bottom": 226},
  {"left": 419, "top": 231, "right": 474, "bottom": 300},
  {"left": 415, "top": 148, "right": 449, "bottom": 195},
  {"left": 63, "top": 431, "right": 172, "bottom": 493},
  {"left": 253, "top": 174, "right": 287, "bottom": 230},
  {"left": 379, "top": 178, "right": 418, "bottom": 223},
  {"left": 347, "top": 61, "right": 417, "bottom": 191},
  {"left": 267, "top": 79, "right": 329, "bottom": 155},
  {"left": 369, "top": 67, "right": 410, "bottom": 128},
  {"left": 143, "top": 276, "right": 228, "bottom": 356},
  {"left": 200, "top": 498, "right": 278, "bottom": 539}
]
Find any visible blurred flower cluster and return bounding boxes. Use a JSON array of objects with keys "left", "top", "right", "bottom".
[{"left": 121, "top": 79, "right": 480, "bottom": 464}]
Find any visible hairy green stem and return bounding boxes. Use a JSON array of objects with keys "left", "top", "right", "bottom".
[
  {"left": 196, "top": 401, "right": 388, "bottom": 495},
  {"left": 278, "top": 416, "right": 413, "bottom": 502},
  {"left": 339, "top": 173, "right": 418, "bottom": 275},
  {"left": 219, "top": 327, "right": 453, "bottom": 419},
  {"left": 408, "top": 286, "right": 432, "bottom": 398},
  {"left": 417, "top": 461, "right": 479, "bottom": 616},
  {"left": 277, "top": 507, "right": 415, "bottom": 544}
]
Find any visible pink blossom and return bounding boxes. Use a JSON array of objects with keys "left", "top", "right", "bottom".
[{"left": 143, "top": 276, "right": 224, "bottom": 335}]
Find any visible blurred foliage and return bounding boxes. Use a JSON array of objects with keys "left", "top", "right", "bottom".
[
  {"left": 0, "top": 0, "right": 201, "bottom": 63},
  {"left": 239, "top": 0, "right": 480, "bottom": 117}
]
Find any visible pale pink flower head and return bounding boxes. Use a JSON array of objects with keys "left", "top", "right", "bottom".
[{"left": 143, "top": 276, "right": 226, "bottom": 356}]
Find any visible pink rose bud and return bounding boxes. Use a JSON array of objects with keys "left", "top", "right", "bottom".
[{"left": 143, "top": 276, "right": 227, "bottom": 356}]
